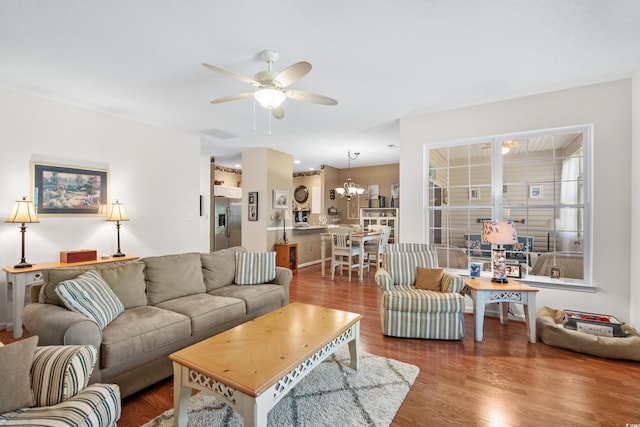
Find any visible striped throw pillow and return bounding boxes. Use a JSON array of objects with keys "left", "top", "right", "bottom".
[
  {"left": 235, "top": 252, "right": 277, "bottom": 285},
  {"left": 31, "top": 345, "right": 97, "bottom": 407},
  {"left": 55, "top": 270, "right": 124, "bottom": 330}
]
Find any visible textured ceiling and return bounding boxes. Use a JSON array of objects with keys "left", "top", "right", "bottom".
[{"left": 1, "top": 1, "right": 639, "bottom": 171}]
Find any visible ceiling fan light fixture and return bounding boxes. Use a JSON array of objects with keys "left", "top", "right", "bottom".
[{"left": 254, "top": 88, "right": 286, "bottom": 109}]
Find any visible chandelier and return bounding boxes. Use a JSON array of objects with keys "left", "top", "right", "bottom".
[{"left": 335, "top": 150, "right": 365, "bottom": 200}]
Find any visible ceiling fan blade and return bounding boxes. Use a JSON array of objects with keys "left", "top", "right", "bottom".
[
  {"left": 210, "top": 92, "right": 254, "bottom": 104},
  {"left": 202, "top": 63, "right": 260, "bottom": 87},
  {"left": 274, "top": 61, "right": 312, "bottom": 87},
  {"left": 286, "top": 90, "right": 338, "bottom": 106},
  {"left": 272, "top": 106, "right": 285, "bottom": 120}
]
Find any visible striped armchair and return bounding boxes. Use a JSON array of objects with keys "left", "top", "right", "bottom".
[
  {"left": 375, "top": 249, "right": 466, "bottom": 340},
  {"left": 0, "top": 342, "right": 121, "bottom": 426}
]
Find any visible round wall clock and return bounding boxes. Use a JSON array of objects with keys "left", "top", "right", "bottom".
[{"left": 294, "top": 185, "right": 309, "bottom": 203}]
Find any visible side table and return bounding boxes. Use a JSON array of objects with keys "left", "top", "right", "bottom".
[
  {"left": 3, "top": 255, "right": 139, "bottom": 338},
  {"left": 461, "top": 276, "right": 539, "bottom": 343},
  {"left": 275, "top": 243, "right": 298, "bottom": 274}
]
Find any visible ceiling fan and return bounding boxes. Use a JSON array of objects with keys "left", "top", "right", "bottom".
[
  {"left": 203, "top": 50, "right": 338, "bottom": 119},
  {"left": 481, "top": 140, "right": 517, "bottom": 154}
]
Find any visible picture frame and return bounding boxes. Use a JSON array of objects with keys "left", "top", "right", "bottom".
[
  {"left": 248, "top": 191, "right": 258, "bottom": 221},
  {"left": 470, "top": 187, "right": 480, "bottom": 200},
  {"left": 391, "top": 183, "right": 399, "bottom": 199},
  {"left": 272, "top": 189, "right": 289, "bottom": 209},
  {"left": 505, "top": 262, "right": 522, "bottom": 278},
  {"left": 31, "top": 161, "right": 108, "bottom": 216},
  {"left": 469, "top": 262, "right": 482, "bottom": 278},
  {"left": 367, "top": 184, "right": 379, "bottom": 200},
  {"left": 529, "top": 185, "right": 543, "bottom": 199}
]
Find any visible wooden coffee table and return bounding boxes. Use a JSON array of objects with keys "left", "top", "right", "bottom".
[
  {"left": 462, "top": 276, "right": 539, "bottom": 343},
  {"left": 169, "top": 302, "right": 361, "bottom": 427}
]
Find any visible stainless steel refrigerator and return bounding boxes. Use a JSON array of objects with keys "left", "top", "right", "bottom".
[{"left": 214, "top": 196, "right": 242, "bottom": 250}]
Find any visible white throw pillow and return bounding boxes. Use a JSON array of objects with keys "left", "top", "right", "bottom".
[
  {"left": 235, "top": 252, "right": 277, "bottom": 285},
  {"left": 55, "top": 270, "right": 124, "bottom": 330}
]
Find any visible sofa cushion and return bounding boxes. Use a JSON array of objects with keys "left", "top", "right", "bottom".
[
  {"left": 40, "top": 267, "right": 91, "bottom": 307},
  {"left": 382, "top": 285, "right": 465, "bottom": 314},
  {"left": 209, "top": 284, "right": 286, "bottom": 314},
  {"left": 386, "top": 251, "right": 439, "bottom": 286},
  {"left": 98, "top": 261, "right": 147, "bottom": 308},
  {"left": 55, "top": 270, "right": 124, "bottom": 330},
  {"left": 0, "top": 335, "right": 37, "bottom": 413},
  {"left": 201, "top": 247, "right": 247, "bottom": 291},
  {"left": 31, "top": 345, "right": 97, "bottom": 407},
  {"left": 100, "top": 306, "right": 191, "bottom": 369},
  {"left": 235, "top": 252, "right": 276, "bottom": 285},
  {"left": 142, "top": 253, "right": 206, "bottom": 305},
  {"left": 415, "top": 267, "right": 443, "bottom": 291},
  {"left": 155, "top": 294, "right": 246, "bottom": 334}
]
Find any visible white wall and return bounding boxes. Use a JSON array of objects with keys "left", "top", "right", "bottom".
[
  {"left": 400, "top": 80, "right": 635, "bottom": 323},
  {"left": 0, "top": 87, "right": 207, "bottom": 326},
  {"left": 631, "top": 71, "right": 640, "bottom": 327}
]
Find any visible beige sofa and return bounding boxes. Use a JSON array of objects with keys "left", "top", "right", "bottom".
[{"left": 23, "top": 247, "right": 292, "bottom": 398}]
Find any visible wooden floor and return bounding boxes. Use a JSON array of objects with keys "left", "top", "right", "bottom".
[{"left": 4, "top": 264, "right": 640, "bottom": 426}]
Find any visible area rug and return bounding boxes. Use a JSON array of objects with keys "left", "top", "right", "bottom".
[{"left": 141, "top": 347, "right": 419, "bottom": 427}]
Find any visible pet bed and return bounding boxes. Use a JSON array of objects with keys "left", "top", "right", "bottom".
[{"left": 536, "top": 306, "right": 640, "bottom": 361}]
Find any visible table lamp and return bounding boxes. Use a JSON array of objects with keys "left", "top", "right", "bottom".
[
  {"left": 278, "top": 209, "right": 292, "bottom": 244},
  {"left": 5, "top": 196, "right": 40, "bottom": 268},
  {"left": 106, "top": 200, "right": 129, "bottom": 257},
  {"left": 482, "top": 220, "right": 517, "bottom": 283},
  {"left": 543, "top": 218, "right": 562, "bottom": 251}
]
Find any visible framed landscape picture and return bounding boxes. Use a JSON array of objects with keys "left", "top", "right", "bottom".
[{"left": 31, "top": 161, "right": 108, "bottom": 216}]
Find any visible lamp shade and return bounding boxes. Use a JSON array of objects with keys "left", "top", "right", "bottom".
[
  {"left": 106, "top": 200, "right": 129, "bottom": 222},
  {"left": 543, "top": 218, "right": 562, "bottom": 231},
  {"left": 254, "top": 88, "right": 286, "bottom": 109},
  {"left": 278, "top": 209, "right": 292, "bottom": 221},
  {"left": 5, "top": 197, "right": 39, "bottom": 224},
  {"left": 482, "top": 220, "right": 517, "bottom": 245}
]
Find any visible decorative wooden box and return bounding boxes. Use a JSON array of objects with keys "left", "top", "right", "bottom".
[
  {"left": 60, "top": 249, "right": 98, "bottom": 263},
  {"left": 562, "top": 310, "right": 625, "bottom": 337}
]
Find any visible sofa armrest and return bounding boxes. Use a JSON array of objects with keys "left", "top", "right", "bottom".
[
  {"left": 270, "top": 266, "right": 293, "bottom": 302},
  {"left": 441, "top": 272, "right": 465, "bottom": 293},
  {"left": 23, "top": 303, "right": 101, "bottom": 348},
  {"left": 375, "top": 268, "right": 394, "bottom": 291}
]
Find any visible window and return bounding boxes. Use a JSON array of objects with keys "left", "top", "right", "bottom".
[{"left": 426, "top": 125, "right": 591, "bottom": 286}]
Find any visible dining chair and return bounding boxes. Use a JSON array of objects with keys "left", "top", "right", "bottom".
[
  {"left": 330, "top": 227, "right": 365, "bottom": 282},
  {"left": 364, "top": 226, "right": 391, "bottom": 270}
]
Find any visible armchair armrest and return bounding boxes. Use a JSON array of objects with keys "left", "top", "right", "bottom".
[
  {"left": 31, "top": 345, "right": 97, "bottom": 407},
  {"left": 375, "top": 268, "right": 394, "bottom": 291},
  {"left": 441, "top": 272, "right": 465, "bottom": 293}
]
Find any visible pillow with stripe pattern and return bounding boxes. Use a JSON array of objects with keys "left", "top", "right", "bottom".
[
  {"left": 235, "top": 252, "right": 277, "bottom": 285},
  {"left": 55, "top": 270, "right": 124, "bottom": 330},
  {"left": 31, "top": 345, "right": 97, "bottom": 407}
]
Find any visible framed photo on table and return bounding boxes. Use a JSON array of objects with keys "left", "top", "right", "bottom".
[{"left": 505, "top": 262, "right": 522, "bottom": 278}]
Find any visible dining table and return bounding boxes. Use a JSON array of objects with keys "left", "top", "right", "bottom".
[{"left": 320, "top": 230, "right": 381, "bottom": 282}]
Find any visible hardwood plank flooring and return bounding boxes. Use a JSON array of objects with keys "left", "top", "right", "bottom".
[{"left": 4, "top": 264, "right": 640, "bottom": 426}]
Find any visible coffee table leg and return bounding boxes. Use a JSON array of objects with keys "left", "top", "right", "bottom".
[{"left": 172, "top": 363, "right": 191, "bottom": 427}]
